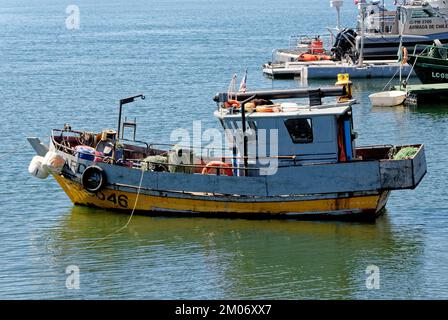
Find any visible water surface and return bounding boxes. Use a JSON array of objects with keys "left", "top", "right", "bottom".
[{"left": 0, "top": 0, "right": 447, "bottom": 299}]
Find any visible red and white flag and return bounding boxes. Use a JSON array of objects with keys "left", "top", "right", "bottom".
[{"left": 239, "top": 69, "right": 247, "bottom": 93}]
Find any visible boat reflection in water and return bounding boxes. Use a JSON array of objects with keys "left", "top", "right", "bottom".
[{"left": 47, "top": 205, "right": 425, "bottom": 299}]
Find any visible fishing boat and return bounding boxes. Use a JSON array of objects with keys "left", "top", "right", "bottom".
[
  {"left": 408, "top": 42, "right": 448, "bottom": 83},
  {"left": 27, "top": 76, "right": 426, "bottom": 220}
]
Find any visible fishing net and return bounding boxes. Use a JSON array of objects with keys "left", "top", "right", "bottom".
[
  {"left": 393, "top": 147, "right": 418, "bottom": 160},
  {"left": 141, "top": 155, "right": 168, "bottom": 172},
  {"left": 168, "top": 145, "right": 196, "bottom": 174}
]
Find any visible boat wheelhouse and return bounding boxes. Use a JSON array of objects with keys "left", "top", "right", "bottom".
[{"left": 28, "top": 78, "right": 426, "bottom": 220}]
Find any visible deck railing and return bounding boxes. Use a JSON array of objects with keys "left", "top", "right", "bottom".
[{"left": 411, "top": 43, "right": 447, "bottom": 59}]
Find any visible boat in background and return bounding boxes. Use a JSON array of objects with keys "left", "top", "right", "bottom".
[
  {"left": 263, "top": 1, "right": 420, "bottom": 80},
  {"left": 332, "top": 1, "right": 448, "bottom": 62},
  {"left": 269, "top": 35, "right": 333, "bottom": 64},
  {"left": 408, "top": 42, "right": 448, "bottom": 83},
  {"left": 369, "top": 90, "right": 407, "bottom": 107}
]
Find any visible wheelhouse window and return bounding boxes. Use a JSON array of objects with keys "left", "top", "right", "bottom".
[
  {"left": 284, "top": 118, "right": 313, "bottom": 144},
  {"left": 411, "top": 9, "right": 434, "bottom": 18}
]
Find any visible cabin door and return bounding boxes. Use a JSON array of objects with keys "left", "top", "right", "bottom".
[{"left": 337, "top": 112, "right": 355, "bottom": 162}]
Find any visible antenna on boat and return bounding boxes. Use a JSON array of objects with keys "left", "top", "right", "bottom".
[
  {"left": 239, "top": 94, "right": 256, "bottom": 177},
  {"left": 117, "top": 94, "right": 145, "bottom": 142},
  {"left": 330, "top": 0, "right": 344, "bottom": 31},
  {"left": 357, "top": 1, "right": 367, "bottom": 67}
]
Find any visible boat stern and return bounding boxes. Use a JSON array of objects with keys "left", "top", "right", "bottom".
[{"left": 379, "top": 144, "right": 427, "bottom": 190}]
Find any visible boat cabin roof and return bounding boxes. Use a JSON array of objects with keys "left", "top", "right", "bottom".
[{"left": 214, "top": 104, "right": 352, "bottom": 120}]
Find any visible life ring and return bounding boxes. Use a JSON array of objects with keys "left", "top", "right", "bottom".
[
  {"left": 201, "top": 161, "right": 233, "bottom": 176},
  {"left": 81, "top": 165, "right": 107, "bottom": 192},
  {"left": 224, "top": 99, "right": 241, "bottom": 108},
  {"left": 402, "top": 47, "right": 408, "bottom": 65}
]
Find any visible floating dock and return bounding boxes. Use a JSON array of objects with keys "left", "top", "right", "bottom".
[
  {"left": 392, "top": 83, "right": 448, "bottom": 95},
  {"left": 263, "top": 60, "right": 415, "bottom": 80},
  {"left": 391, "top": 83, "right": 448, "bottom": 102}
]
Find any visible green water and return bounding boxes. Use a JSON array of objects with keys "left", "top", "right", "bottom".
[{"left": 36, "top": 206, "right": 424, "bottom": 299}]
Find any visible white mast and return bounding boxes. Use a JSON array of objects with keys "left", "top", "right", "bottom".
[
  {"left": 330, "top": 0, "right": 344, "bottom": 30},
  {"left": 358, "top": 2, "right": 367, "bottom": 67}
]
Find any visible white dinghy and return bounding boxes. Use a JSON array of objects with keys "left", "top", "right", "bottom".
[{"left": 369, "top": 90, "right": 406, "bottom": 107}]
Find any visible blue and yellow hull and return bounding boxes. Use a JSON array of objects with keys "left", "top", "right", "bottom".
[{"left": 54, "top": 174, "right": 389, "bottom": 219}]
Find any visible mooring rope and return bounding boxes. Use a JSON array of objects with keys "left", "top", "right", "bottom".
[
  {"left": 405, "top": 49, "right": 425, "bottom": 84},
  {"left": 381, "top": 68, "right": 400, "bottom": 92},
  {"left": 86, "top": 167, "right": 146, "bottom": 248},
  {"left": 381, "top": 48, "right": 427, "bottom": 93}
]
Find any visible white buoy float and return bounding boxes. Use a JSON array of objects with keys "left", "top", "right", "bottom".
[
  {"left": 43, "top": 151, "right": 65, "bottom": 174},
  {"left": 368, "top": 90, "right": 407, "bottom": 107},
  {"left": 28, "top": 151, "right": 65, "bottom": 179},
  {"left": 28, "top": 155, "right": 49, "bottom": 179}
]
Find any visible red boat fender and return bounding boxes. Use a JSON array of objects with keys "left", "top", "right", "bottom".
[{"left": 201, "top": 161, "right": 233, "bottom": 176}]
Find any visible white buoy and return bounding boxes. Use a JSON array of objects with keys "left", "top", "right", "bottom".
[
  {"left": 43, "top": 151, "right": 65, "bottom": 174},
  {"left": 28, "top": 155, "right": 49, "bottom": 179}
]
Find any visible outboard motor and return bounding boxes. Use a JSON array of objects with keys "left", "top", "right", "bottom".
[{"left": 331, "top": 28, "right": 358, "bottom": 62}]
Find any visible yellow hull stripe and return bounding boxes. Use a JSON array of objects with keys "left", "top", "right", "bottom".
[{"left": 54, "top": 175, "right": 381, "bottom": 215}]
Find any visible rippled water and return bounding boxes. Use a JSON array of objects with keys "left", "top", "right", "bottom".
[{"left": 1, "top": 0, "right": 447, "bottom": 299}]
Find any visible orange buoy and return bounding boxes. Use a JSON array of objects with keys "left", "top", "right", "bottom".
[
  {"left": 201, "top": 161, "right": 233, "bottom": 176},
  {"left": 255, "top": 105, "right": 275, "bottom": 112},
  {"left": 224, "top": 99, "right": 241, "bottom": 108},
  {"left": 402, "top": 46, "right": 408, "bottom": 65}
]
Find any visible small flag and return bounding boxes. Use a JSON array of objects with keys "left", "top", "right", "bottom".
[{"left": 239, "top": 69, "right": 247, "bottom": 93}]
